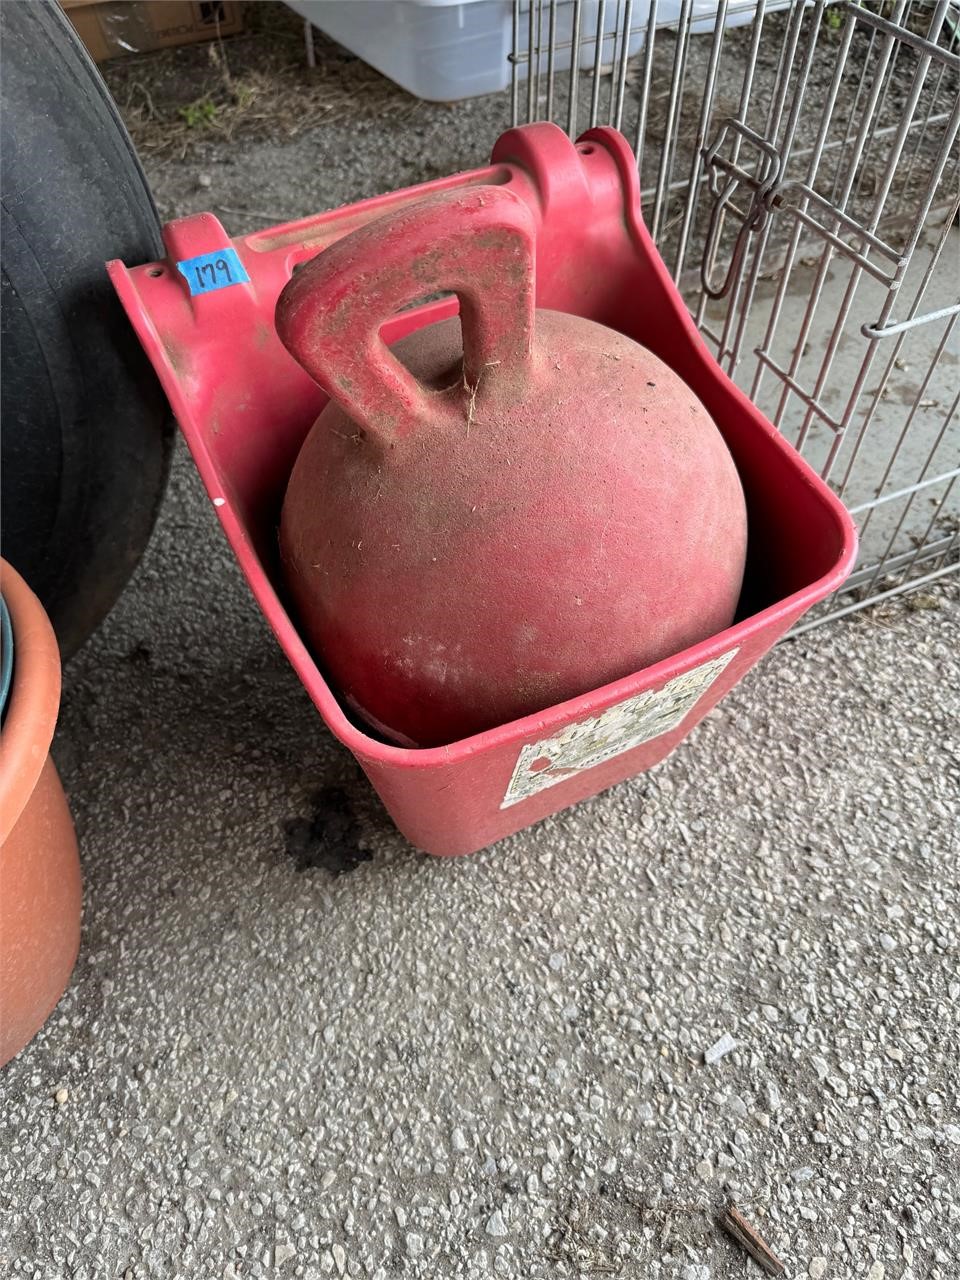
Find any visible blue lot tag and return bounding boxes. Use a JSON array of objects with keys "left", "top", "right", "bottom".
[{"left": 177, "top": 247, "right": 250, "bottom": 296}]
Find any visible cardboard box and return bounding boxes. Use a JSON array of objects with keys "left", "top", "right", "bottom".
[{"left": 61, "top": 0, "right": 244, "bottom": 63}]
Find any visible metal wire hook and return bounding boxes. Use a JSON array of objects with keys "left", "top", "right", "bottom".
[
  {"left": 699, "top": 118, "right": 784, "bottom": 301},
  {"left": 700, "top": 184, "right": 771, "bottom": 301}
]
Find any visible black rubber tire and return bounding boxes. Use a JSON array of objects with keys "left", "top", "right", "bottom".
[{"left": 1, "top": 0, "right": 172, "bottom": 659}]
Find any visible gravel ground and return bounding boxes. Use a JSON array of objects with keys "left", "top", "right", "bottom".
[
  {"left": 1, "top": 442, "right": 957, "bottom": 1280},
  {"left": 2, "top": 15, "right": 960, "bottom": 1280}
]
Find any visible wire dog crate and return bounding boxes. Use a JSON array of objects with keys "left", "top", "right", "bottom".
[{"left": 510, "top": 0, "right": 959, "bottom": 626}]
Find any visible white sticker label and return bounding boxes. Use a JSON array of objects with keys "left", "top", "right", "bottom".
[{"left": 501, "top": 647, "right": 739, "bottom": 808}]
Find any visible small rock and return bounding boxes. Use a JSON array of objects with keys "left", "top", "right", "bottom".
[
  {"left": 761, "top": 1005, "right": 780, "bottom": 1023},
  {"left": 792, "top": 1166, "right": 815, "bottom": 1183},
  {"left": 198, "top": 173, "right": 213, "bottom": 188},
  {"left": 879, "top": 933, "right": 897, "bottom": 952},
  {"left": 695, "top": 1160, "right": 713, "bottom": 1179},
  {"left": 320, "top": 1170, "right": 336, "bottom": 1192},
  {"left": 452, "top": 1127, "right": 468, "bottom": 1151},
  {"left": 941, "top": 1125, "right": 960, "bottom": 1145},
  {"left": 548, "top": 952, "right": 564, "bottom": 971},
  {"left": 867, "top": 1265, "right": 884, "bottom": 1280},
  {"left": 704, "top": 1033, "right": 738, "bottom": 1065},
  {"left": 274, "top": 1243, "right": 296, "bottom": 1267},
  {"left": 485, "top": 1210, "right": 508, "bottom": 1237},
  {"left": 809, "top": 1259, "right": 828, "bottom": 1279},
  {"left": 405, "top": 1234, "right": 423, "bottom": 1258},
  {"left": 54, "top": 1088, "right": 69, "bottom": 1106}
]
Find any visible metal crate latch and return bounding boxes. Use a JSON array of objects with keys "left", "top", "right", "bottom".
[{"left": 699, "top": 117, "right": 785, "bottom": 301}]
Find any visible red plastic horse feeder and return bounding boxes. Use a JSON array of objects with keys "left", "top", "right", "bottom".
[{"left": 110, "top": 124, "right": 856, "bottom": 857}]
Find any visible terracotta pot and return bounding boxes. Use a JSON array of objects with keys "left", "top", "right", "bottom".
[{"left": 1, "top": 558, "right": 81, "bottom": 1068}]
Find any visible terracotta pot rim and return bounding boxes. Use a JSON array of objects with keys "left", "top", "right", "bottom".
[{"left": 0, "top": 559, "right": 62, "bottom": 846}]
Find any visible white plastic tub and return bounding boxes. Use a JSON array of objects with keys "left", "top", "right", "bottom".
[
  {"left": 285, "top": 0, "right": 644, "bottom": 102},
  {"left": 286, "top": 0, "right": 794, "bottom": 103}
]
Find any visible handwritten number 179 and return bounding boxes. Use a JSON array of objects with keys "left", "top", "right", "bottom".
[{"left": 194, "top": 258, "right": 233, "bottom": 290}]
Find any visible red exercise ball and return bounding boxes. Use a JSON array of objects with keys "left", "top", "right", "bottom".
[{"left": 278, "top": 187, "right": 747, "bottom": 748}]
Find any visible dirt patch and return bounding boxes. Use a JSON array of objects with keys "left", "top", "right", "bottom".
[
  {"left": 283, "top": 785, "right": 370, "bottom": 875},
  {"left": 102, "top": 2, "right": 423, "bottom": 161}
]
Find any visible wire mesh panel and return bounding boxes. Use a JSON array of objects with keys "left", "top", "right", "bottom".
[{"left": 511, "top": 0, "right": 959, "bottom": 624}]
